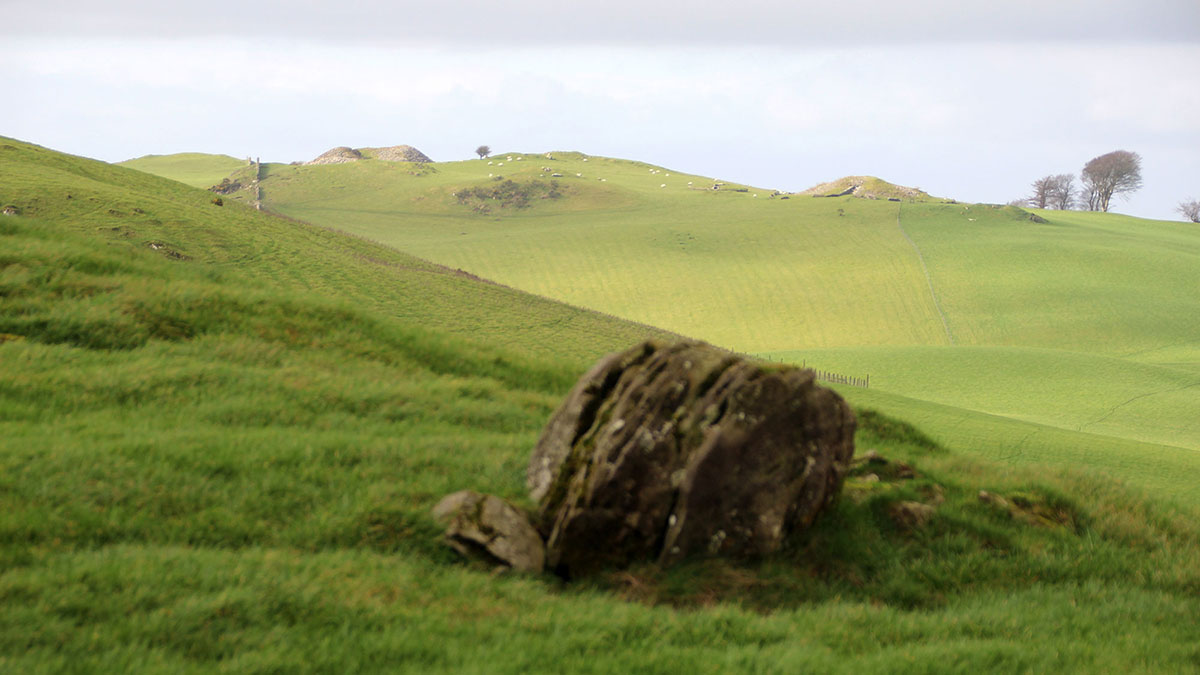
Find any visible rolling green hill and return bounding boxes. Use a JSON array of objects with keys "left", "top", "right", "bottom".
[
  {"left": 15, "top": 137, "right": 1197, "bottom": 671},
  {"left": 117, "top": 152, "right": 249, "bottom": 189},
  {"left": 145, "top": 149, "right": 1200, "bottom": 502}
]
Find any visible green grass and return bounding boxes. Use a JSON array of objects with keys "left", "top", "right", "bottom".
[
  {"left": 4, "top": 140, "right": 676, "bottom": 366},
  {"left": 254, "top": 155, "right": 950, "bottom": 352},
  {"left": 117, "top": 153, "right": 248, "bottom": 189},
  {"left": 896, "top": 203, "right": 1200, "bottom": 359},
  {"left": 10, "top": 137, "right": 1199, "bottom": 671},
  {"left": 167, "top": 149, "right": 1200, "bottom": 502},
  {"left": 765, "top": 346, "right": 1200, "bottom": 456}
]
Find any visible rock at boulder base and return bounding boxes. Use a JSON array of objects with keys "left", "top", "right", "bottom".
[
  {"left": 432, "top": 491, "right": 545, "bottom": 573},
  {"left": 528, "top": 340, "right": 856, "bottom": 578}
]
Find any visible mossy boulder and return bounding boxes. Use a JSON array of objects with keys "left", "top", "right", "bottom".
[{"left": 528, "top": 340, "right": 856, "bottom": 578}]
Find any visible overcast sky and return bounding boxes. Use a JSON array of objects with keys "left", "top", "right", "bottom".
[{"left": 4, "top": 1, "right": 1199, "bottom": 220}]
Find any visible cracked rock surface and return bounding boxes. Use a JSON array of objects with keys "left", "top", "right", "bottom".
[{"left": 527, "top": 340, "right": 856, "bottom": 578}]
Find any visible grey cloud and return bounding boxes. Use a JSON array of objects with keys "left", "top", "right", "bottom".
[{"left": 8, "top": 0, "right": 1200, "bottom": 45}]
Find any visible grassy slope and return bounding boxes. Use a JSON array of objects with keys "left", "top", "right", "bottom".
[
  {"left": 7, "top": 141, "right": 676, "bottom": 366},
  {"left": 256, "top": 154, "right": 950, "bottom": 352},
  {"left": 769, "top": 346, "right": 1200, "bottom": 458},
  {"left": 6, "top": 138, "right": 1200, "bottom": 671},
  {"left": 897, "top": 203, "right": 1200, "bottom": 359},
  {"left": 117, "top": 153, "right": 248, "bottom": 189},
  {"left": 212, "top": 152, "right": 1200, "bottom": 502}
]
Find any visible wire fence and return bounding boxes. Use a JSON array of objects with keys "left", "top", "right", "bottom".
[{"left": 757, "top": 356, "right": 870, "bottom": 389}]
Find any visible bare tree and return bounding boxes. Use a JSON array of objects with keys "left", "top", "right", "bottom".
[
  {"left": 1080, "top": 150, "right": 1142, "bottom": 212},
  {"left": 1178, "top": 199, "right": 1200, "bottom": 223},
  {"left": 1047, "top": 173, "right": 1075, "bottom": 210},
  {"left": 1029, "top": 175, "right": 1054, "bottom": 208},
  {"left": 475, "top": 145, "right": 491, "bottom": 159}
]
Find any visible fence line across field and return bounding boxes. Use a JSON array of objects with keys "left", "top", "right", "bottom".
[{"left": 757, "top": 355, "right": 870, "bottom": 389}]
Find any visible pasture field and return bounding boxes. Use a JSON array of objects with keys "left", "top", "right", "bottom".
[
  {"left": 4, "top": 141, "right": 675, "bottom": 366},
  {"left": 255, "top": 153, "right": 951, "bottom": 352},
  {"left": 117, "top": 153, "right": 249, "bottom": 189},
  {"left": 6, "top": 137, "right": 1200, "bottom": 671},
  {"left": 768, "top": 346, "right": 1200, "bottom": 464},
  {"left": 895, "top": 202, "right": 1200, "bottom": 359},
  {"left": 209, "top": 150, "right": 1200, "bottom": 501}
]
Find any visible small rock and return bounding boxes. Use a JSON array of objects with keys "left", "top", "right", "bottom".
[
  {"left": 432, "top": 490, "right": 545, "bottom": 573},
  {"left": 889, "top": 501, "right": 935, "bottom": 530},
  {"left": 920, "top": 484, "right": 945, "bottom": 505},
  {"left": 858, "top": 449, "right": 887, "bottom": 465},
  {"left": 978, "top": 490, "right": 1007, "bottom": 508}
]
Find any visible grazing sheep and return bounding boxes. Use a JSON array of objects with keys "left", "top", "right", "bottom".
[
  {"left": 488, "top": 161, "right": 493, "bottom": 165},
  {"left": 583, "top": 158, "right": 588, "bottom": 162},
  {"left": 577, "top": 173, "right": 583, "bottom": 177},
  {"left": 660, "top": 183, "right": 666, "bottom": 188}
]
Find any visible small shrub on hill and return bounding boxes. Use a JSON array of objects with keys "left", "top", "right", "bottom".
[{"left": 453, "top": 179, "right": 562, "bottom": 214}]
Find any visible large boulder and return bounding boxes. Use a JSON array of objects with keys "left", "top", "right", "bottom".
[{"left": 528, "top": 340, "right": 855, "bottom": 578}]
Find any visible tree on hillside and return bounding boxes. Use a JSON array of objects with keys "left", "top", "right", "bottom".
[
  {"left": 1080, "top": 150, "right": 1142, "bottom": 212},
  {"left": 1028, "top": 174, "right": 1074, "bottom": 210},
  {"left": 1047, "top": 173, "right": 1075, "bottom": 210},
  {"left": 1178, "top": 199, "right": 1200, "bottom": 223},
  {"left": 1028, "top": 175, "right": 1054, "bottom": 208},
  {"left": 475, "top": 145, "right": 491, "bottom": 159}
]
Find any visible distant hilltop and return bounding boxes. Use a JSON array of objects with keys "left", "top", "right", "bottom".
[
  {"left": 306, "top": 145, "right": 432, "bottom": 165},
  {"left": 801, "top": 176, "right": 944, "bottom": 202}
]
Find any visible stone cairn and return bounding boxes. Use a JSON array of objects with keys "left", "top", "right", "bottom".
[{"left": 434, "top": 340, "right": 856, "bottom": 578}]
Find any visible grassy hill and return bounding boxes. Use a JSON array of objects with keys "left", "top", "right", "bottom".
[
  {"left": 146, "top": 149, "right": 1200, "bottom": 504},
  {"left": 117, "top": 152, "right": 250, "bottom": 189},
  {"left": 13, "top": 137, "right": 1198, "bottom": 671}
]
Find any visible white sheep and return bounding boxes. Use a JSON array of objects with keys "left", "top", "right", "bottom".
[
  {"left": 577, "top": 173, "right": 583, "bottom": 177},
  {"left": 660, "top": 183, "right": 666, "bottom": 188}
]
